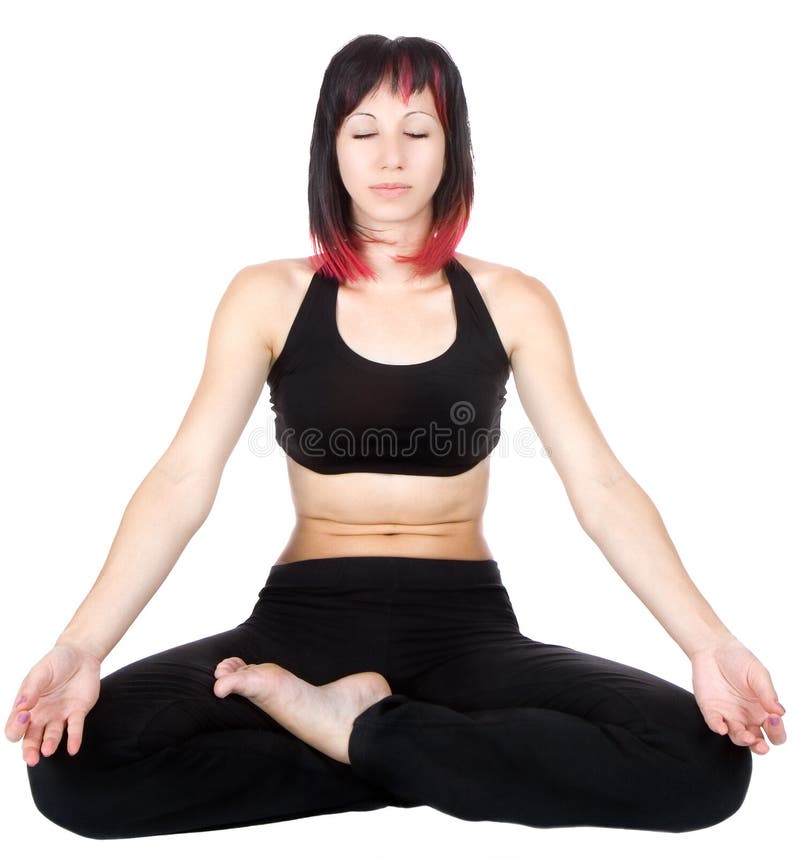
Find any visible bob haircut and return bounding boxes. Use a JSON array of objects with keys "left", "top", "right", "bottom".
[{"left": 308, "top": 34, "right": 475, "bottom": 283}]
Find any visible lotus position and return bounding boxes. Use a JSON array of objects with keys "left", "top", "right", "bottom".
[{"left": 7, "top": 33, "right": 786, "bottom": 842}]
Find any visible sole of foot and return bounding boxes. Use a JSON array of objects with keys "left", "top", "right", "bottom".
[{"left": 214, "top": 657, "right": 392, "bottom": 764}]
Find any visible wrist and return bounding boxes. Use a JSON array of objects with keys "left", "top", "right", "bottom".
[
  {"left": 54, "top": 633, "right": 106, "bottom": 664},
  {"left": 687, "top": 630, "right": 738, "bottom": 661}
]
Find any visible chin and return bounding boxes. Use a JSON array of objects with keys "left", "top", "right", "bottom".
[{"left": 354, "top": 197, "right": 432, "bottom": 222}]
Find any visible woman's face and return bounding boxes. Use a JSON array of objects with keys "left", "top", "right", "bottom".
[{"left": 335, "top": 80, "right": 446, "bottom": 230}]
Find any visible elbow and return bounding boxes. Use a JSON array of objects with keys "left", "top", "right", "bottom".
[
  {"left": 575, "top": 501, "right": 598, "bottom": 537},
  {"left": 573, "top": 471, "right": 653, "bottom": 537},
  {"left": 151, "top": 464, "right": 220, "bottom": 533},
  {"left": 569, "top": 489, "right": 597, "bottom": 535},
  {"left": 182, "top": 473, "right": 220, "bottom": 530},
  {"left": 570, "top": 472, "right": 635, "bottom": 536}
]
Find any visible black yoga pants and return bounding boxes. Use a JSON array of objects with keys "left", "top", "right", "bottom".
[{"left": 26, "top": 555, "right": 753, "bottom": 839}]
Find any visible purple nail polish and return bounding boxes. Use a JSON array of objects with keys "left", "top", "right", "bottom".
[
  {"left": 769, "top": 716, "right": 780, "bottom": 726},
  {"left": 17, "top": 712, "right": 29, "bottom": 724},
  {"left": 16, "top": 696, "right": 26, "bottom": 706}
]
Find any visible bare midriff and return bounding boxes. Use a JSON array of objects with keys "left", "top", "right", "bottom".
[
  {"left": 272, "top": 455, "right": 494, "bottom": 565},
  {"left": 266, "top": 253, "right": 514, "bottom": 567}
]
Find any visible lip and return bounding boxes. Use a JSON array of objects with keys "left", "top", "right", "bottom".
[
  {"left": 370, "top": 185, "right": 411, "bottom": 198},
  {"left": 371, "top": 183, "right": 411, "bottom": 189}
]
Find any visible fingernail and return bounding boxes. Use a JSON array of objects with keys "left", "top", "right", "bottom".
[
  {"left": 777, "top": 701, "right": 786, "bottom": 713},
  {"left": 769, "top": 716, "right": 780, "bottom": 726},
  {"left": 15, "top": 696, "right": 26, "bottom": 706},
  {"left": 17, "top": 712, "right": 29, "bottom": 724}
]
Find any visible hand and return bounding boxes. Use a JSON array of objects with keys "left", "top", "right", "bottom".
[
  {"left": 690, "top": 635, "right": 787, "bottom": 755},
  {"left": 5, "top": 644, "right": 101, "bottom": 766}
]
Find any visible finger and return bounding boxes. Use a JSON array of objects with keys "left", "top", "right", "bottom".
[
  {"left": 747, "top": 729, "right": 770, "bottom": 755},
  {"left": 39, "top": 720, "right": 65, "bottom": 758},
  {"left": 725, "top": 717, "right": 760, "bottom": 749},
  {"left": 21, "top": 719, "right": 45, "bottom": 767},
  {"left": 701, "top": 709, "right": 729, "bottom": 736},
  {"left": 66, "top": 712, "right": 86, "bottom": 756},
  {"left": 746, "top": 727, "right": 770, "bottom": 755},
  {"left": 762, "top": 713, "right": 788, "bottom": 746}
]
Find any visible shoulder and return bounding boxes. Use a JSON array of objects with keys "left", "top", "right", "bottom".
[
  {"left": 453, "top": 252, "right": 557, "bottom": 361},
  {"left": 235, "top": 256, "right": 313, "bottom": 299},
  {"left": 232, "top": 257, "right": 317, "bottom": 358}
]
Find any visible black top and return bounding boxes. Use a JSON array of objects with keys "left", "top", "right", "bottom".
[{"left": 266, "top": 257, "right": 511, "bottom": 476}]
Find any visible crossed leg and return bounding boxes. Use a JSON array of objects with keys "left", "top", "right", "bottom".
[
  {"left": 341, "top": 635, "right": 754, "bottom": 833},
  {"left": 24, "top": 620, "right": 755, "bottom": 837},
  {"left": 25, "top": 624, "right": 401, "bottom": 840}
]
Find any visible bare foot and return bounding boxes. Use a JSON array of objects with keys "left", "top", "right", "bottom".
[{"left": 212, "top": 657, "right": 392, "bottom": 764}]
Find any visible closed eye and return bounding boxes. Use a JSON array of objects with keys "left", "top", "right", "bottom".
[{"left": 353, "top": 133, "right": 429, "bottom": 139}]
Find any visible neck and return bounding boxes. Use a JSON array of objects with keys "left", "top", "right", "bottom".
[{"left": 348, "top": 204, "right": 435, "bottom": 288}]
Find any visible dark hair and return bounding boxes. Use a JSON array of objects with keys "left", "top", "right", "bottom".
[{"left": 308, "top": 34, "right": 474, "bottom": 282}]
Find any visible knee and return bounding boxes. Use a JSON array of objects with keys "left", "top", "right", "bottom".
[
  {"left": 633, "top": 682, "right": 754, "bottom": 832},
  {"left": 698, "top": 729, "right": 753, "bottom": 827},
  {"left": 665, "top": 726, "right": 753, "bottom": 832},
  {"left": 26, "top": 746, "right": 117, "bottom": 840},
  {"left": 25, "top": 695, "right": 151, "bottom": 842}
]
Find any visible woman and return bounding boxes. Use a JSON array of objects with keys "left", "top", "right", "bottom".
[{"left": 5, "top": 34, "right": 787, "bottom": 839}]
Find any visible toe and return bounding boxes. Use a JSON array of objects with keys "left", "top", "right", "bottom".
[
  {"left": 214, "top": 673, "right": 242, "bottom": 699},
  {"left": 213, "top": 661, "right": 260, "bottom": 699},
  {"left": 214, "top": 656, "right": 247, "bottom": 677}
]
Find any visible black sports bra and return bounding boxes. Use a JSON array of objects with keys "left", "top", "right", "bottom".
[{"left": 266, "top": 258, "right": 511, "bottom": 476}]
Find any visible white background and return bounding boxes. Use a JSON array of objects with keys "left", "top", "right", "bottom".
[{"left": 1, "top": 1, "right": 797, "bottom": 854}]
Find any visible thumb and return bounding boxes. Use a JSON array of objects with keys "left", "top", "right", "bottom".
[
  {"left": 5, "top": 667, "right": 51, "bottom": 741},
  {"left": 13, "top": 663, "right": 54, "bottom": 711}
]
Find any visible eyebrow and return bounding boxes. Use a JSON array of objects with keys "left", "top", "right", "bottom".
[{"left": 346, "top": 110, "right": 436, "bottom": 121}]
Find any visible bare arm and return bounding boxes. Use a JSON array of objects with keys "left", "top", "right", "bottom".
[
  {"left": 576, "top": 475, "right": 732, "bottom": 658},
  {"left": 505, "top": 268, "right": 732, "bottom": 658},
  {"left": 54, "top": 465, "right": 218, "bottom": 661},
  {"left": 55, "top": 262, "right": 276, "bottom": 662}
]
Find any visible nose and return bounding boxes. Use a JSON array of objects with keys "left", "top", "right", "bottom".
[{"left": 378, "top": 133, "right": 405, "bottom": 170}]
